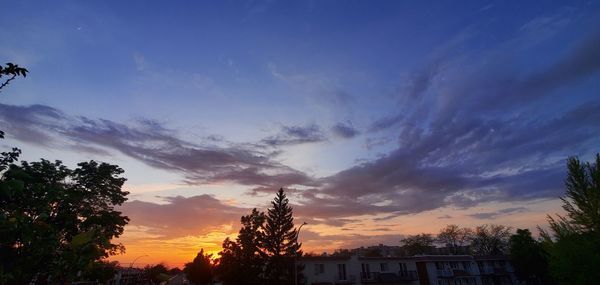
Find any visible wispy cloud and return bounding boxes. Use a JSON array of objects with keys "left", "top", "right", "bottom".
[
  {"left": 467, "top": 207, "right": 529, "bottom": 220},
  {"left": 331, "top": 121, "right": 359, "bottom": 139},
  {"left": 0, "top": 104, "right": 315, "bottom": 190},
  {"left": 261, "top": 123, "right": 326, "bottom": 146}
]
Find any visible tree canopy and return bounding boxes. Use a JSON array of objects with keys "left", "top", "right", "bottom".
[
  {"left": 470, "top": 224, "right": 511, "bottom": 255},
  {"left": 217, "top": 209, "right": 266, "bottom": 285},
  {"left": 0, "top": 159, "right": 129, "bottom": 284},
  {"left": 0, "top": 62, "right": 28, "bottom": 92},
  {"left": 437, "top": 224, "right": 472, "bottom": 254},
  {"left": 184, "top": 249, "right": 213, "bottom": 285},
  {"left": 400, "top": 233, "right": 434, "bottom": 255},
  {"left": 509, "top": 229, "right": 551, "bottom": 285},
  {"left": 540, "top": 154, "right": 600, "bottom": 285}
]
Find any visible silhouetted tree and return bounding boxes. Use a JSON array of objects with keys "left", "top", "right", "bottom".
[
  {"left": 400, "top": 234, "right": 434, "bottom": 255},
  {"left": 0, "top": 61, "right": 25, "bottom": 171},
  {"left": 184, "top": 249, "right": 213, "bottom": 285},
  {"left": 331, "top": 248, "right": 352, "bottom": 257},
  {"left": 0, "top": 159, "right": 129, "bottom": 284},
  {"left": 261, "top": 188, "right": 301, "bottom": 285},
  {"left": 168, "top": 267, "right": 183, "bottom": 276},
  {"left": 144, "top": 263, "right": 170, "bottom": 284},
  {"left": 216, "top": 189, "right": 302, "bottom": 285},
  {"left": 217, "top": 209, "right": 265, "bottom": 285},
  {"left": 539, "top": 154, "right": 600, "bottom": 284},
  {"left": 470, "top": 224, "right": 511, "bottom": 255},
  {"left": 556, "top": 154, "right": 600, "bottom": 234},
  {"left": 363, "top": 247, "right": 383, "bottom": 257},
  {"left": 0, "top": 62, "right": 28, "bottom": 92},
  {"left": 80, "top": 260, "right": 119, "bottom": 284},
  {"left": 437, "top": 224, "right": 473, "bottom": 254},
  {"left": 509, "top": 229, "right": 552, "bottom": 285}
]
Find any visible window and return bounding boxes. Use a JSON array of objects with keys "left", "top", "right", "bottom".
[
  {"left": 436, "top": 262, "right": 445, "bottom": 270},
  {"left": 399, "top": 262, "right": 408, "bottom": 275},
  {"left": 314, "top": 264, "right": 325, "bottom": 275},
  {"left": 380, "top": 263, "right": 389, "bottom": 272},
  {"left": 337, "top": 264, "right": 347, "bottom": 280},
  {"left": 361, "top": 263, "right": 371, "bottom": 279}
]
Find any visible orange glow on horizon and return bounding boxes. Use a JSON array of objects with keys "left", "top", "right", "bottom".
[{"left": 109, "top": 199, "right": 563, "bottom": 268}]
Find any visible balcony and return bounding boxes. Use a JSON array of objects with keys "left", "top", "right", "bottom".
[
  {"left": 452, "top": 269, "right": 476, "bottom": 277},
  {"left": 479, "top": 266, "right": 509, "bottom": 276},
  {"left": 397, "top": 271, "right": 419, "bottom": 281},
  {"left": 334, "top": 274, "right": 357, "bottom": 284},
  {"left": 436, "top": 269, "right": 453, "bottom": 277},
  {"left": 360, "top": 271, "right": 418, "bottom": 283}
]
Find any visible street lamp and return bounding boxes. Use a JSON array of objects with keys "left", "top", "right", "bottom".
[
  {"left": 129, "top": 254, "right": 148, "bottom": 268},
  {"left": 295, "top": 222, "right": 308, "bottom": 285}
]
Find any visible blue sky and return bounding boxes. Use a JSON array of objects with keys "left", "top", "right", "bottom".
[{"left": 1, "top": 0, "right": 599, "bottom": 265}]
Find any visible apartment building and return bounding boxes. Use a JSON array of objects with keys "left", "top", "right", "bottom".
[
  {"left": 412, "top": 255, "right": 479, "bottom": 285},
  {"left": 299, "top": 254, "right": 516, "bottom": 285},
  {"left": 475, "top": 256, "right": 517, "bottom": 285}
]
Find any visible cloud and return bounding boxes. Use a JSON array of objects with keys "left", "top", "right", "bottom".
[
  {"left": 331, "top": 122, "right": 359, "bottom": 139},
  {"left": 288, "top": 27, "right": 600, "bottom": 223},
  {"left": 467, "top": 207, "right": 529, "bottom": 220},
  {"left": 133, "top": 52, "right": 147, "bottom": 71},
  {"left": 1, "top": 20, "right": 598, "bottom": 231},
  {"left": 120, "top": 194, "right": 249, "bottom": 238},
  {"left": 368, "top": 114, "right": 404, "bottom": 132},
  {"left": 261, "top": 123, "right": 326, "bottom": 146},
  {"left": 0, "top": 104, "right": 315, "bottom": 189},
  {"left": 300, "top": 229, "right": 402, "bottom": 252}
]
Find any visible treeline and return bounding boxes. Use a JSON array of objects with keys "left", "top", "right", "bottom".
[{"left": 324, "top": 224, "right": 512, "bottom": 258}]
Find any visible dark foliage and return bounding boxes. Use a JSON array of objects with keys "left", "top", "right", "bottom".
[
  {"left": 216, "top": 188, "right": 302, "bottom": 285},
  {"left": 144, "top": 263, "right": 170, "bottom": 284},
  {"left": 470, "top": 224, "right": 511, "bottom": 255},
  {"left": 261, "top": 188, "right": 301, "bottom": 285},
  {"left": 217, "top": 208, "right": 265, "bottom": 285},
  {"left": 184, "top": 249, "right": 213, "bottom": 285},
  {"left": 0, "top": 158, "right": 129, "bottom": 284},
  {"left": 0, "top": 62, "right": 28, "bottom": 92},
  {"left": 540, "top": 154, "right": 600, "bottom": 285},
  {"left": 509, "top": 229, "right": 552, "bottom": 285},
  {"left": 400, "top": 233, "right": 434, "bottom": 255},
  {"left": 437, "top": 224, "right": 473, "bottom": 254}
]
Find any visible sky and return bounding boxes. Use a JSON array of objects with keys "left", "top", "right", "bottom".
[{"left": 1, "top": 0, "right": 599, "bottom": 268}]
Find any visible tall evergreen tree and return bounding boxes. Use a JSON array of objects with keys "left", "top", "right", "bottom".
[
  {"left": 261, "top": 188, "right": 300, "bottom": 285},
  {"left": 216, "top": 189, "right": 303, "bottom": 285}
]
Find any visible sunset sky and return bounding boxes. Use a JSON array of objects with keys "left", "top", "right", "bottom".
[{"left": 1, "top": 1, "right": 599, "bottom": 268}]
